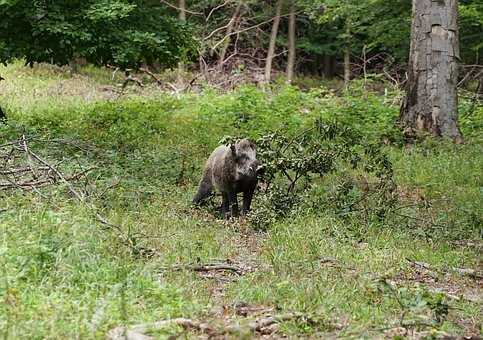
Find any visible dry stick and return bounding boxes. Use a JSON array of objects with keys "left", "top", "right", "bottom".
[
  {"left": 0, "top": 166, "right": 49, "bottom": 175},
  {"left": 107, "top": 313, "right": 303, "bottom": 339},
  {"left": 138, "top": 67, "right": 163, "bottom": 86},
  {"left": 159, "top": 0, "right": 203, "bottom": 15},
  {"left": 21, "top": 134, "right": 39, "bottom": 179},
  {"left": 220, "top": 31, "right": 241, "bottom": 66},
  {"left": 107, "top": 318, "right": 215, "bottom": 340},
  {"left": 25, "top": 147, "right": 128, "bottom": 243},
  {"left": 27, "top": 148, "right": 84, "bottom": 201},
  {"left": 162, "top": 263, "right": 245, "bottom": 275},
  {"left": 206, "top": 0, "right": 232, "bottom": 22},
  {"left": 204, "top": 17, "right": 236, "bottom": 41},
  {"left": 0, "top": 141, "right": 20, "bottom": 149},
  {"left": 0, "top": 178, "right": 52, "bottom": 188}
]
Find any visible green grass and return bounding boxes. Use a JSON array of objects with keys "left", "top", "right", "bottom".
[{"left": 1, "top": 61, "right": 482, "bottom": 339}]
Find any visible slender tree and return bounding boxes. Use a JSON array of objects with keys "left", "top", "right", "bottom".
[
  {"left": 177, "top": 0, "right": 187, "bottom": 82},
  {"left": 400, "top": 0, "right": 463, "bottom": 142},
  {"left": 179, "top": 0, "right": 186, "bottom": 21},
  {"left": 218, "top": 1, "right": 244, "bottom": 69},
  {"left": 343, "top": 18, "right": 351, "bottom": 87},
  {"left": 286, "top": 0, "right": 296, "bottom": 83},
  {"left": 264, "top": 0, "right": 284, "bottom": 84}
]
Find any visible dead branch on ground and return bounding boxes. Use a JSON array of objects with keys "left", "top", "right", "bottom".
[
  {"left": 0, "top": 134, "right": 140, "bottom": 255},
  {"left": 107, "top": 312, "right": 308, "bottom": 339},
  {"left": 159, "top": 261, "right": 249, "bottom": 276}
]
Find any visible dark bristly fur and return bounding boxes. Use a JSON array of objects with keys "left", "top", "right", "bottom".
[{"left": 193, "top": 138, "right": 260, "bottom": 218}]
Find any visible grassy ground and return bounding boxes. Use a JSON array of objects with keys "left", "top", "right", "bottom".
[{"left": 0, "top": 61, "right": 481, "bottom": 339}]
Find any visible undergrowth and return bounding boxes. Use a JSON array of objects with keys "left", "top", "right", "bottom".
[{"left": 0, "top": 62, "right": 481, "bottom": 338}]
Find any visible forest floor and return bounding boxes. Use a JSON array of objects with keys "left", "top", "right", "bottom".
[{"left": 0, "top": 62, "right": 481, "bottom": 339}]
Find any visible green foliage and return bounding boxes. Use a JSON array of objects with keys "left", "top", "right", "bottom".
[
  {"left": 378, "top": 281, "right": 450, "bottom": 325},
  {"left": 0, "top": 65, "right": 481, "bottom": 337},
  {"left": 249, "top": 120, "right": 397, "bottom": 230},
  {"left": 0, "top": 0, "right": 197, "bottom": 68},
  {"left": 298, "top": 0, "right": 480, "bottom": 68}
]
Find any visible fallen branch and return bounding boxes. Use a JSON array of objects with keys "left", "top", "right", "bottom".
[
  {"left": 107, "top": 312, "right": 307, "bottom": 339},
  {"left": 161, "top": 262, "right": 246, "bottom": 275},
  {"left": 21, "top": 134, "right": 38, "bottom": 179},
  {"left": 139, "top": 67, "right": 163, "bottom": 86},
  {"left": 27, "top": 148, "right": 85, "bottom": 201},
  {"left": 0, "top": 166, "right": 49, "bottom": 176}
]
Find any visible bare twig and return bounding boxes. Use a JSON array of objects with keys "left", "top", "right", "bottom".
[
  {"left": 159, "top": 0, "right": 202, "bottom": 15},
  {"left": 206, "top": 0, "right": 232, "bottom": 22},
  {"left": 27, "top": 148, "right": 85, "bottom": 201},
  {"left": 210, "top": 12, "right": 299, "bottom": 51}
]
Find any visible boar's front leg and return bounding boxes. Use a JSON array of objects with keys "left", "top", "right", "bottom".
[
  {"left": 242, "top": 185, "right": 256, "bottom": 215},
  {"left": 221, "top": 192, "right": 230, "bottom": 218},
  {"left": 228, "top": 190, "right": 239, "bottom": 218}
]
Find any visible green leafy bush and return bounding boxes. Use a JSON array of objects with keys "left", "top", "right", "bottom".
[{"left": 249, "top": 120, "right": 397, "bottom": 230}]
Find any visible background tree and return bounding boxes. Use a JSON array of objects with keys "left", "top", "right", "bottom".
[
  {"left": 1, "top": 0, "right": 480, "bottom": 86},
  {"left": 264, "top": 0, "right": 284, "bottom": 84},
  {"left": 400, "top": 0, "right": 463, "bottom": 142},
  {"left": 286, "top": 0, "right": 296, "bottom": 83},
  {"left": 0, "top": 0, "right": 196, "bottom": 69}
]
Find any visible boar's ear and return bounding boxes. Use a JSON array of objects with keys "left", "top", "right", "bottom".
[{"left": 230, "top": 144, "right": 237, "bottom": 157}]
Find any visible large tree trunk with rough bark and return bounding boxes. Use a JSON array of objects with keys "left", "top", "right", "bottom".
[
  {"left": 286, "top": 1, "right": 296, "bottom": 83},
  {"left": 264, "top": 0, "right": 283, "bottom": 84},
  {"left": 400, "top": 0, "right": 463, "bottom": 142}
]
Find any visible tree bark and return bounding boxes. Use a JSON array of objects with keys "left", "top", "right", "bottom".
[
  {"left": 323, "top": 54, "right": 334, "bottom": 78},
  {"left": 179, "top": 0, "right": 186, "bottom": 21},
  {"left": 177, "top": 0, "right": 186, "bottom": 83},
  {"left": 217, "top": 1, "right": 243, "bottom": 69},
  {"left": 400, "top": 0, "right": 463, "bottom": 142},
  {"left": 286, "top": 1, "right": 296, "bottom": 84},
  {"left": 343, "top": 18, "right": 351, "bottom": 87},
  {"left": 264, "top": 0, "right": 283, "bottom": 84}
]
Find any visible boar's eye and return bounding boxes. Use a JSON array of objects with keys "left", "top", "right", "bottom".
[{"left": 236, "top": 154, "right": 248, "bottom": 163}]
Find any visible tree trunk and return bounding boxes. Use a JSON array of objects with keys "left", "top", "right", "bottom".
[
  {"left": 217, "top": 2, "right": 243, "bottom": 69},
  {"left": 177, "top": 0, "right": 186, "bottom": 83},
  {"left": 264, "top": 0, "right": 283, "bottom": 84},
  {"left": 323, "top": 54, "right": 334, "bottom": 78},
  {"left": 286, "top": 1, "right": 296, "bottom": 84},
  {"left": 178, "top": 0, "right": 186, "bottom": 21},
  {"left": 343, "top": 18, "right": 351, "bottom": 87},
  {"left": 400, "top": 0, "right": 463, "bottom": 142}
]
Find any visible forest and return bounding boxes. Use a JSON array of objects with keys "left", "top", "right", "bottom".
[{"left": 0, "top": 0, "right": 482, "bottom": 339}]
